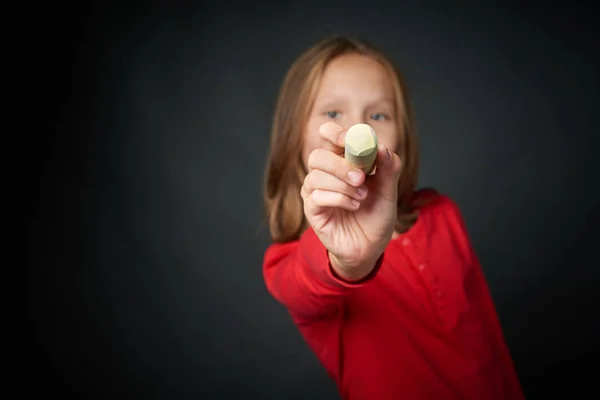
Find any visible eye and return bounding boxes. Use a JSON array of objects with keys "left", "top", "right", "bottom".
[
  {"left": 371, "top": 113, "right": 388, "bottom": 121},
  {"left": 326, "top": 110, "right": 340, "bottom": 119}
]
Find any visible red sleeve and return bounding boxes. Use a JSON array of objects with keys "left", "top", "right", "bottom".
[
  {"left": 444, "top": 198, "right": 525, "bottom": 399},
  {"left": 471, "top": 252, "right": 525, "bottom": 399},
  {"left": 263, "top": 227, "right": 383, "bottom": 322}
]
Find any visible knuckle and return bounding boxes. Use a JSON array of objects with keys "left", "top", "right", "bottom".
[
  {"left": 308, "top": 148, "right": 328, "bottom": 169},
  {"left": 307, "top": 149, "right": 319, "bottom": 168},
  {"left": 332, "top": 156, "right": 348, "bottom": 175},
  {"left": 303, "top": 172, "right": 312, "bottom": 189},
  {"left": 307, "top": 170, "right": 321, "bottom": 187}
]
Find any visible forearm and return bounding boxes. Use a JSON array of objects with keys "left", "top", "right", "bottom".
[{"left": 263, "top": 228, "right": 382, "bottom": 321}]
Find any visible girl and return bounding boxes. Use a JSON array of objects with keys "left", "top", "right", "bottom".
[{"left": 262, "top": 35, "right": 523, "bottom": 399}]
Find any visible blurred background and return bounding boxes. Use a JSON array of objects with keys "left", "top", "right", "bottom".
[{"left": 26, "top": 1, "right": 598, "bottom": 398}]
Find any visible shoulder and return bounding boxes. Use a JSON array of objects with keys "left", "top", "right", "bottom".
[
  {"left": 411, "top": 188, "right": 469, "bottom": 233},
  {"left": 410, "top": 189, "right": 474, "bottom": 260},
  {"left": 411, "top": 188, "right": 462, "bottom": 216}
]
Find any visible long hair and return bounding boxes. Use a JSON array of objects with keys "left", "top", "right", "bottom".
[{"left": 263, "top": 35, "right": 430, "bottom": 243}]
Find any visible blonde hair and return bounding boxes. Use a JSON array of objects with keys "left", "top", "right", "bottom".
[{"left": 263, "top": 35, "right": 430, "bottom": 243}]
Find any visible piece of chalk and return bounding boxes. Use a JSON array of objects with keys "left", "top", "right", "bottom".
[{"left": 344, "top": 123, "right": 378, "bottom": 174}]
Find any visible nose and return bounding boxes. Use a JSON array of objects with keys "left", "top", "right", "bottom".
[{"left": 345, "top": 114, "right": 367, "bottom": 129}]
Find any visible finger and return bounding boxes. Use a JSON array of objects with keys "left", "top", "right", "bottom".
[
  {"left": 319, "top": 122, "right": 346, "bottom": 154},
  {"left": 308, "top": 148, "right": 366, "bottom": 187},
  {"left": 370, "top": 144, "right": 402, "bottom": 202},
  {"left": 305, "top": 189, "right": 361, "bottom": 214},
  {"left": 304, "top": 169, "right": 368, "bottom": 201},
  {"left": 300, "top": 182, "right": 309, "bottom": 200}
]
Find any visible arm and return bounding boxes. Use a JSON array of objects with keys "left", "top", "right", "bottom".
[
  {"left": 470, "top": 253, "right": 525, "bottom": 399},
  {"left": 263, "top": 227, "right": 383, "bottom": 322},
  {"left": 445, "top": 198, "right": 524, "bottom": 398}
]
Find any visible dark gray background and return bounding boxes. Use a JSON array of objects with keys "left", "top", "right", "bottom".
[{"left": 26, "top": 1, "right": 599, "bottom": 399}]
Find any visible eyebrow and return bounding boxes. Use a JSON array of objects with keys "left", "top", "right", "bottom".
[
  {"left": 315, "top": 97, "right": 394, "bottom": 109},
  {"left": 315, "top": 98, "right": 346, "bottom": 109},
  {"left": 370, "top": 98, "right": 395, "bottom": 105}
]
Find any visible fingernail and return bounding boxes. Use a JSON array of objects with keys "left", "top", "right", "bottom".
[
  {"left": 348, "top": 170, "right": 361, "bottom": 184},
  {"left": 356, "top": 186, "right": 367, "bottom": 198}
]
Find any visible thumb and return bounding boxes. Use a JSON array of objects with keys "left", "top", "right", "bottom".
[{"left": 371, "top": 144, "right": 402, "bottom": 202}]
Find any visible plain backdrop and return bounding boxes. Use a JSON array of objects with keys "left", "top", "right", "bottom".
[{"left": 26, "top": 1, "right": 599, "bottom": 399}]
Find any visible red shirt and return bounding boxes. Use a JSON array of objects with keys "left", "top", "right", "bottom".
[{"left": 263, "top": 192, "right": 524, "bottom": 399}]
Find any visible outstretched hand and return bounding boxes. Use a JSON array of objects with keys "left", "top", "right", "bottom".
[{"left": 300, "top": 122, "right": 402, "bottom": 280}]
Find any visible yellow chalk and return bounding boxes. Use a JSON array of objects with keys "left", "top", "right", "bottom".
[{"left": 344, "top": 123, "right": 378, "bottom": 174}]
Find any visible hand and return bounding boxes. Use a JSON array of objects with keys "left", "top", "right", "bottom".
[{"left": 300, "top": 122, "right": 402, "bottom": 280}]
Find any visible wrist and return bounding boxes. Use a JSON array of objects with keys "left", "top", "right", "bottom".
[{"left": 328, "top": 251, "right": 381, "bottom": 282}]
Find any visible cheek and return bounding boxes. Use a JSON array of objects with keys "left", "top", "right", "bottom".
[
  {"left": 302, "top": 119, "right": 323, "bottom": 169},
  {"left": 376, "top": 126, "right": 400, "bottom": 155},
  {"left": 390, "top": 138, "right": 400, "bottom": 155},
  {"left": 301, "top": 146, "right": 310, "bottom": 172}
]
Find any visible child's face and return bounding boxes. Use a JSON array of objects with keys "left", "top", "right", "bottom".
[{"left": 303, "top": 53, "right": 399, "bottom": 171}]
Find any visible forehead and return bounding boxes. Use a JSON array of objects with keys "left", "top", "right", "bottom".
[{"left": 315, "top": 53, "right": 394, "bottom": 101}]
